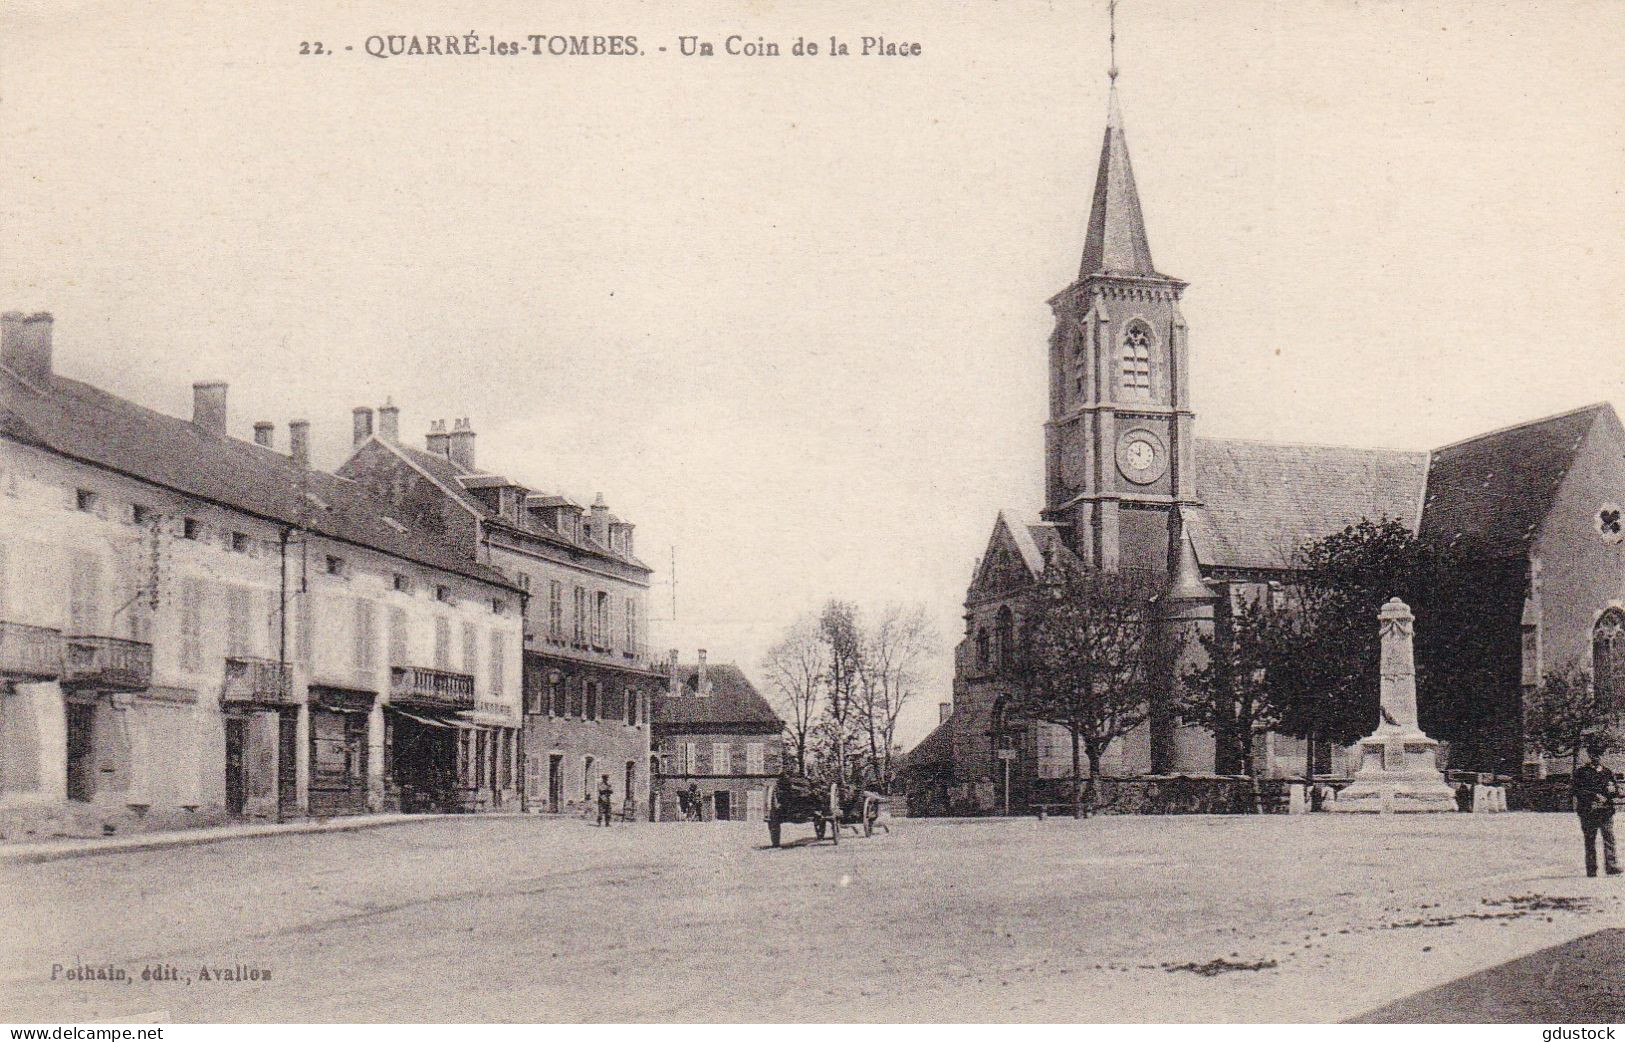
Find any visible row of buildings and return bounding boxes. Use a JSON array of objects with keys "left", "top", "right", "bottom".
[
  {"left": 0, "top": 311, "right": 783, "bottom": 841},
  {"left": 903, "top": 72, "right": 1625, "bottom": 815}
]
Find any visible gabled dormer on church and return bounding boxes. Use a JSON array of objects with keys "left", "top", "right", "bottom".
[{"left": 1043, "top": 82, "right": 1197, "bottom": 576}]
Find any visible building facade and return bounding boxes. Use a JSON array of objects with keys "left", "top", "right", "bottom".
[
  {"left": 910, "top": 69, "right": 1625, "bottom": 814},
  {"left": 339, "top": 411, "right": 661, "bottom": 819},
  {"left": 0, "top": 312, "right": 524, "bottom": 840},
  {"left": 652, "top": 652, "right": 784, "bottom": 822}
]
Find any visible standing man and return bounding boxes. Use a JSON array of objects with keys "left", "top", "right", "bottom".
[
  {"left": 1572, "top": 740, "right": 1620, "bottom": 877},
  {"left": 597, "top": 773, "right": 614, "bottom": 827}
]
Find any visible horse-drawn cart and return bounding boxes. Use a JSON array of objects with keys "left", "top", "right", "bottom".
[{"left": 766, "top": 775, "right": 882, "bottom": 847}]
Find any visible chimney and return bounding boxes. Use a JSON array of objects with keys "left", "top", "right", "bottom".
[
  {"left": 939, "top": 702, "right": 953, "bottom": 724},
  {"left": 668, "top": 649, "right": 680, "bottom": 696},
  {"left": 191, "top": 381, "right": 228, "bottom": 437},
  {"left": 447, "top": 417, "right": 476, "bottom": 470},
  {"left": 425, "top": 419, "right": 450, "bottom": 457},
  {"left": 377, "top": 399, "right": 400, "bottom": 443},
  {"left": 289, "top": 420, "right": 310, "bottom": 468},
  {"left": 697, "top": 649, "right": 709, "bottom": 696},
  {"left": 1, "top": 311, "right": 53, "bottom": 386},
  {"left": 352, "top": 406, "right": 374, "bottom": 447},
  {"left": 253, "top": 421, "right": 274, "bottom": 448},
  {"left": 590, "top": 493, "right": 609, "bottom": 544}
]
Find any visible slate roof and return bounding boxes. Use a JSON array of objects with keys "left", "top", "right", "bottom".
[
  {"left": 381, "top": 440, "right": 650, "bottom": 571},
  {"left": 1079, "top": 87, "right": 1164, "bottom": 279},
  {"left": 1, "top": 370, "right": 518, "bottom": 591},
  {"left": 655, "top": 663, "right": 783, "bottom": 729},
  {"left": 900, "top": 716, "right": 955, "bottom": 771},
  {"left": 1420, "top": 403, "right": 1611, "bottom": 557},
  {"left": 1188, "top": 437, "right": 1429, "bottom": 572}
]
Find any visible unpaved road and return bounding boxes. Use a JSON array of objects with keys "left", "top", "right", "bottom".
[{"left": 2, "top": 813, "right": 1621, "bottom": 1022}]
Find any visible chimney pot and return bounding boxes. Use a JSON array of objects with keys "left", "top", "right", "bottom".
[
  {"left": 939, "top": 702, "right": 953, "bottom": 724},
  {"left": 447, "top": 417, "right": 477, "bottom": 470},
  {"left": 378, "top": 399, "right": 400, "bottom": 443},
  {"left": 668, "top": 649, "right": 680, "bottom": 696},
  {"left": 289, "top": 420, "right": 311, "bottom": 468},
  {"left": 352, "top": 406, "right": 374, "bottom": 448},
  {"left": 426, "top": 418, "right": 450, "bottom": 458},
  {"left": 697, "top": 649, "right": 709, "bottom": 696},
  {"left": 253, "top": 421, "right": 274, "bottom": 448},
  {"left": 2, "top": 311, "right": 54, "bottom": 387},
  {"left": 191, "top": 381, "right": 228, "bottom": 437}
]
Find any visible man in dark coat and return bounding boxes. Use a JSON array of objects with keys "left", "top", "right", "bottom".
[
  {"left": 1572, "top": 741, "right": 1620, "bottom": 877},
  {"left": 597, "top": 774, "right": 614, "bottom": 827}
]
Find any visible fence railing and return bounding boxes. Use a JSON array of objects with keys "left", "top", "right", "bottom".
[
  {"left": 61, "top": 635, "right": 152, "bottom": 691},
  {"left": 0, "top": 621, "right": 64, "bottom": 679},
  {"left": 390, "top": 665, "right": 475, "bottom": 709},
  {"left": 223, "top": 656, "right": 296, "bottom": 705}
]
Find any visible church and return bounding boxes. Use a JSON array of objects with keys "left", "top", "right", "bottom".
[{"left": 903, "top": 71, "right": 1625, "bottom": 816}]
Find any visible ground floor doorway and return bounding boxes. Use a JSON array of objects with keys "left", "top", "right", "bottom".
[
  {"left": 389, "top": 709, "right": 459, "bottom": 813},
  {"left": 548, "top": 754, "right": 563, "bottom": 813},
  {"left": 308, "top": 690, "right": 372, "bottom": 816},
  {"left": 277, "top": 711, "right": 299, "bottom": 819},
  {"left": 713, "top": 790, "right": 731, "bottom": 821},
  {"left": 65, "top": 701, "right": 95, "bottom": 803},
  {"left": 224, "top": 717, "right": 247, "bottom": 817}
]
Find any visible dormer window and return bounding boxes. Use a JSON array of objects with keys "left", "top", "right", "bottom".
[
  {"left": 325, "top": 554, "right": 346, "bottom": 577},
  {"left": 1120, "top": 324, "right": 1152, "bottom": 400},
  {"left": 393, "top": 573, "right": 413, "bottom": 594}
]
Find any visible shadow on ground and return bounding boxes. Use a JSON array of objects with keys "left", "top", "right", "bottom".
[{"left": 1353, "top": 928, "right": 1625, "bottom": 1022}]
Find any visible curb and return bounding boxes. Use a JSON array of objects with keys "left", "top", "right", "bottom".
[{"left": 0, "top": 812, "right": 527, "bottom": 866}]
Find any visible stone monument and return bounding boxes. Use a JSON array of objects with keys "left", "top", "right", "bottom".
[{"left": 1331, "top": 597, "right": 1458, "bottom": 813}]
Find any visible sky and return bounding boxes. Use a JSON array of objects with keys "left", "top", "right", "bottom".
[{"left": 3, "top": 0, "right": 1623, "bottom": 750}]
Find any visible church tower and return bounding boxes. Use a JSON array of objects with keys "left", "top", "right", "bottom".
[{"left": 1042, "top": 73, "right": 1197, "bottom": 579}]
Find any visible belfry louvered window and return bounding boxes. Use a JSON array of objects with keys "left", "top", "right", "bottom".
[{"left": 1121, "top": 325, "right": 1152, "bottom": 400}]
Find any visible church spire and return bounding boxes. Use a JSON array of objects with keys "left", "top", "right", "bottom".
[{"left": 1079, "top": 1, "right": 1157, "bottom": 278}]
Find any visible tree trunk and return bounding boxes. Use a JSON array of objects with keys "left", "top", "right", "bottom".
[
  {"left": 1085, "top": 750, "right": 1102, "bottom": 817},
  {"left": 1070, "top": 728, "right": 1083, "bottom": 819},
  {"left": 1304, "top": 724, "right": 1316, "bottom": 812}
]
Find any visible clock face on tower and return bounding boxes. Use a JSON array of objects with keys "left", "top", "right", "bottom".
[{"left": 1115, "top": 429, "right": 1168, "bottom": 485}]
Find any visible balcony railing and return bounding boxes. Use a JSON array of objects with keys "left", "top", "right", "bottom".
[
  {"left": 222, "top": 656, "right": 295, "bottom": 706},
  {"left": 61, "top": 635, "right": 152, "bottom": 691},
  {"left": 0, "top": 622, "right": 64, "bottom": 680},
  {"left": 390, "top": 665, "right": 475, "bottom": 709}
]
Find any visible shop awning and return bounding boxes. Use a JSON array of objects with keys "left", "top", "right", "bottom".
[{"left": 387, "top": 706, "right": 476, "bottom": 730}]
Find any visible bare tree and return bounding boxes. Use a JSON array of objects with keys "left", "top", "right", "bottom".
[
  {"left": 857, "top": 603, "right": 939, "bottom": 791},
  {"left": 820, "top": 600, "right": 864, "bottom": 789},
  {"left": 1014, "top": 554, "right": 1158, "bottom": 817},
  {"left": 761, "top": 613, "right": 826, "bottom": 775}
]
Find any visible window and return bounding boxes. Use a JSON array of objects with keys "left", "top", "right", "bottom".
[
  {"left": 594, "top": 591, "right": 609, "bottom": 648},
  {"left": 435, "top": 584, "right": 454, "bottom": 604},
  {"left": 995, "top": 606, "right": 1015, "bottom": 668},
  {"left": 712, "top": 742, "right": 731, "bottom": 776},
  {"left": 179, "top": 578, "right": 204, "bottom": 670},
  {"left": 624, "top": 688, "right": 636, "bottom": 726},
  {"left": 569, "top": 678, "right": 584, "bottom": 718},
  {"left": 572, "top": 586, "right": 587, "bottom": 644},
  {"left": 975, "top": 627, "right": 990, "bottom": 669},
  {"left": 1120, "top": 324, "right": 1152, "bottom": 400},
  {"left": 492, "top": 598, "right": 506, "bottom": 616},
  {"left": 1595, "top": 610, "right": 1625, "bottom": 711},
  {"left": 75, "top": 489, "right": 97, "bottom": 513},
  {"left": 550, "top": 674, "right": 565, "bottom": 717},
  {"left": 353, "top": 597, "right": 376, "bottom": 670},
  {"left": 181, "top": 517, "right": 199, "bottom": 540},
  {"left": 131, "top": 504, "right": 152, "bottom": 526},
  {"left": 68, "top": 553, "right": 102, "bottom": 636},
  {"left": 684, "top": 742, "right": 698, "bottom": 775},
  {"left": 389, "top": 607, "right": 409, "bottom": 667},
  {"left": 461, "top": 621, "right": 477, "bottom": 675},
  {"left": 515, "top": 572, "right": 532, "bottom": 593},
  {"left": 393, "top": 573, "right": 412, "bottom": 594},
  {"left": 434, "top": 616, "right": 451, "bottom": 670},
  {"left": 586, "top": 681, "right": 599, "bottom": 720},
  {"left": 1521, "top": 625, "right": 1539, "bottom": 687},
  {"left": 625, "top": 598, "right": 638, "bottom": 654},
  {"left": 548, "top": 581, "right": 563, "bottom": 640},
  {"left": 490, "top": 631, "right": 506, "bottom": 699},
  {"left": 746, "top": 742, "right": 764, "bottom": 775},
  {"left": 226, "top": 585, "right": 253, "bottom": 657},
  {"left": 325, "top": 554, "right": 346, "bottom": 577}
]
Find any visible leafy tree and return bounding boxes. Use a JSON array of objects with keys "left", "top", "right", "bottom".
[
  {"left": 1014, "top": 554, "right": 1158, "bottom": 817},
  {"left": 1180, "top": 593, "right": 1292, "bottom": 776},
  {"left": 819, "top": 601, "right": 864, "bottom": 789},
  {"left": 1525, "top": 665, "right": 1619, "bottom": 774}
]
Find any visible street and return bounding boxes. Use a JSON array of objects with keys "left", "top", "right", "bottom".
[{"left": 2, "top": 813, "right": 1622, "bottom": 1022}]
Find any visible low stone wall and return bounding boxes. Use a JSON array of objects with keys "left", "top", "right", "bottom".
[{"left": 1029, "top": 775, "right": 1299, "bottom": 816}]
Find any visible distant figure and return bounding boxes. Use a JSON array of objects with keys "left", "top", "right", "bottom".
[
  {"left": 686, "top": 783, "right": 701, "bottom": 822},
  {"left": 597, "top": 774, "right": 614, "bottom": 827},
  {"left": 1572, "top": 741, "right": 1620, "bottom": 877}
]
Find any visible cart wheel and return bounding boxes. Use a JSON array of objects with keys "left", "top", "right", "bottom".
[
  {"left": 814, "top": 818, "right": 826, "bottom": 841},
  {"left": 768, "top": 819, "right": 781, "bottom": 848},
  {"left": 863, "top": 796, "right": 877, "bottom": 838}
]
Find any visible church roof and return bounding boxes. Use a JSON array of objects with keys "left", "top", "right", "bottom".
[
  {"left": 1420, "top": 403, "right": 1613, "bottom": 558},
  {"left": 1188, "top": 437, "right": 1430, "bottom": 572},
  {"left": 1079, "top": 86, "right": 1161, "bottom": 279}
]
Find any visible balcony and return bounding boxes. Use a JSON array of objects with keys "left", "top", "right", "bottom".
[
  {"left": 61, "top": 635, "right": 152, "bottom": 692},
  {"left": 222, "top": 656, "right": 295, "bottom": 706},
  {"left": 390, "top": 665, "right": 475, "bottom": 710},
  {"left": 0, "top": 622, "right": 63, "bottom": 680}
]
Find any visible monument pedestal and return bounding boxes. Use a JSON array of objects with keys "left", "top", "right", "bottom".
[
  {"left": 1329, "top": 597, "right": 1458, "bottom": 814},
  {"left": 1330, "top": 728, "right": 1458, "bottom": 813}
]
